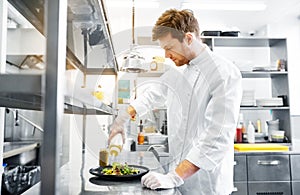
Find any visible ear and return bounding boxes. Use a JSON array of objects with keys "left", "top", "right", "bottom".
[{"left": 185, "top": 33, "right": 194, "bottom": 45}]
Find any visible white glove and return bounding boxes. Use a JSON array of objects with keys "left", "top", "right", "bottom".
[
  {"left": 141, "top": 171, "right": 184, "bottom": 190},
  {"left": 108, "top": 109, "right": 131, "bottom": 144}
]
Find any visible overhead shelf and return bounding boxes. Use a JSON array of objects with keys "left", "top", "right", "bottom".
[
  {"left": 240, "top": 106, "right": 290, "bottom": 110},
  {"left": 64, "top": 97, "right": 115, "bottom": 115},
  {"left": 0, "top": 74, "right": 115, "bottom": 115},
  {"left": 8, "top": 0, "right": 119, "bottom": 75},
  {"left": 201, "top": 36, "right": 286, "bottom": 47},
  {"left": 241, "top": 71, "right": 288, "bottom": 78}
]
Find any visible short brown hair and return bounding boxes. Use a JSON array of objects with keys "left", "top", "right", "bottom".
[{"left": 152, "top": 9, "right": 200, "bottom": 42}]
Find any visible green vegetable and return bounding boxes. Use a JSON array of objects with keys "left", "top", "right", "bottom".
[{"left": 101, "top": 162, "right": 140, "bottom": 175}]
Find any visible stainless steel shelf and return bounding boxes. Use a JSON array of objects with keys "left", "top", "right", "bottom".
[
  {"left": 138, "top": 71, "right": 164, "bottom": 77},
  {"left": 201, "top": 36, "right": 286, "bottom": 47},
  {"left": 240, "top": 106, "right": 290, "bottom": 110},
  {"left": 8, "top": 0, "right": 119, "bottom": 75},
  {"left": 241, "top": 71, "right": 288, "bottom": 78},
  {"left": 0, "top": 74, "right": 114, "bottom": 115},
  {"left": 64, "top": 97, "right": 115, "bottom": 115}
]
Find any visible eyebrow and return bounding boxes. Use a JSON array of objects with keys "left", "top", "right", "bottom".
[{"left": 162, "top": 42, "right": 173, "bottom": 50}]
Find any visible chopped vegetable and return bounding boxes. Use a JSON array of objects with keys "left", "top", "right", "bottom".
[{"left": 101, "top": 162, "right": 140, "bottom": 175}]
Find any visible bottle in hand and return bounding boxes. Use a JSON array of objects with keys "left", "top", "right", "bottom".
[{"left": 109, "top": 134, "right": 123, "bottom": 156}]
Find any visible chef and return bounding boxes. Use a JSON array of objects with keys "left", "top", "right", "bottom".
[{"left": 109, "top": 9, "right": 242, "bottom": 195}]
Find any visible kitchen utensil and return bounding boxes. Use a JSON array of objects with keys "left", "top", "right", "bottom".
[
  {"left": 267, "top": 119, "right": 280, "bottom": 129},
  {"left": 267, "top": 119, "right": 280, "bottom": 141},
  {"left": 89, "top": 165, "right": 149, "bottom": 180}
]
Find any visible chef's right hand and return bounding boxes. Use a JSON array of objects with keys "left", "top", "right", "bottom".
[{"left": 108, "top": 109, "right": 131, "bottom": 144}]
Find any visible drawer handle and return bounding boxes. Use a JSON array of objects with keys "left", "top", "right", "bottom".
[{"left": 257, "top": 160, "right": 280, "bottom": 166}]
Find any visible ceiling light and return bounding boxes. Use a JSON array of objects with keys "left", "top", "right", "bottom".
[
  {"left": 107, "top": 1, "right": 159, "bottom": 9},
  {"left": 119, "top": 0, "right": 148, "bottom": 73},
  {"left": 181, "top": 1, "right": 266, "bottom": 11}
]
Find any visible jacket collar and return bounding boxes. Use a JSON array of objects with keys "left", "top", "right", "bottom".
[{"left": 188, "top": 44, "right": 211, "bottom": 67}]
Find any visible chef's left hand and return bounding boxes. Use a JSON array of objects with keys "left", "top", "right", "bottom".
[{"left": 141, "top": 171, "right": 184, "bottom": 190}]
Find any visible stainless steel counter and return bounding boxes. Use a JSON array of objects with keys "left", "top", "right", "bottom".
[
  {"left": 20, "top": 141, "right": 300, "bottom": 195},
  {"left": 3, "top": 142, "right": 39, "bottom": 159},
  {"left": 22, "top": 151, "right": 182, "bottom": 194}
]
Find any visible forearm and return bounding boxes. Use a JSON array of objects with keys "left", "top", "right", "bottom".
[{"left": 175, "top": 159, "right": 200, "bottom": 179}]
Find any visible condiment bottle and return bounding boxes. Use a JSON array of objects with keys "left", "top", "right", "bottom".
[
  {"left": 109, "top": 134, "right": 123, "bottom": 156},
  {"left": 238, "top": 113, "right": 246, "bottom": 142},
  {"left": 247, "top": 121, "right": 255, "bottom": 144},
  {"left": 257, "top": 119, "right": 262, "bottom": 133},
  {"left": 137, "top": 120, "right": 144, "bottom": 145},
  {"left": 236, "top": 123, "right": 243, "bottom": 143},
  {"left": 99, "top": 148, "right": 109, "bottom": 167}
]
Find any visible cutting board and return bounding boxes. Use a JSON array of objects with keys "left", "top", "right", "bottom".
[{"left": 234, "top": 143, "right": 289, "bottom": 152}]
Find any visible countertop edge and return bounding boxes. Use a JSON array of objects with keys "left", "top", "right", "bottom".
[{"left": 3, "top": 143, "right": 39, "bottom": 159}]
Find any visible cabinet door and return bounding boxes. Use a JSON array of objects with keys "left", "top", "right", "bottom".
[
  {"left": 247, "top": 154, "right": 290, "bottom": 181},
  {"left": 234, "top": 155, "right": 247, "bottom": 181},
  {"left": 292, "top": 181, "right": 300, "bottom": 195},
  {"left": 290, "top": 155, "right": 300, "bottom": 180},
  {"left": 248, "top": 182, "right": 291, "bottom": 195}
]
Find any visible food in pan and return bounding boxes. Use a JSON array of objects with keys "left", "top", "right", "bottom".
[{"left": 101, "top": 162, "right": 140, "bottom": 175}]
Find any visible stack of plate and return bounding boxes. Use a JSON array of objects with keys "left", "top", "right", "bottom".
[
  {"left": 241, "top": 90, "right": 255, "bottom": 106},
  {"left": 256, "top": 98, "right": 283, "bottom": 107}
]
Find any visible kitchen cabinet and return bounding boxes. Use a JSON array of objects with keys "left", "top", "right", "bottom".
[
  {"left": 247, "top": 154, "right": 290, "bottom": 181},
  {"left": 290, "top": 154, "right": 300, "bottom": 194},
  {"left": 203, "top": 36, "right": 291, "bottom": 143},
  {"left": 233, "top": 153, "right": 300, "bottom": 195},
  {"left": 232, "top": 155, "right": 247, "bottom": 195}
]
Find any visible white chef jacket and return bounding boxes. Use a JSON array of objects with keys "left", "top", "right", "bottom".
[{"left": 131, "top": 46, "right": 242, "bottom": 195}]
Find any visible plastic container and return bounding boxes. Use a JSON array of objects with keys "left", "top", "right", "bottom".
[
  {"left": 247, "top": 121, "right": 255, "bottom": 143},
  {"left": 109, "top": 134, "right": 123, "bottom": 156},
  {"left": 271, "top": 130, "right": 285, "bottom": 142}
]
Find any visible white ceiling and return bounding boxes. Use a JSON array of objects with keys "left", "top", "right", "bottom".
[{"left": 105, "top": 0, "right": 300, "bottom": 37}]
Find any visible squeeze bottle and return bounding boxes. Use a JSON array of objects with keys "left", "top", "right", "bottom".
[
  {"left": 247, "top": 121, "right": 255, "bottom": 144},
  {"left": 109, "top": 134, "right": 123, "bottom": 156}
]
